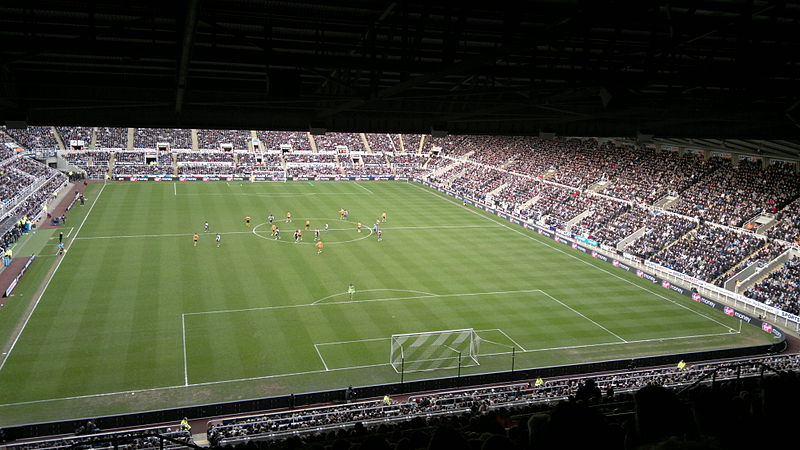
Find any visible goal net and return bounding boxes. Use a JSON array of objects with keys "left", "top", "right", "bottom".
[{"left": 389, "top": 328, "right": 479, "bottom": 373}]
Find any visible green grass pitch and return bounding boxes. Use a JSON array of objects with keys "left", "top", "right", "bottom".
[{"left": 0, "top": 181, "right": 772, "bottom": 425}]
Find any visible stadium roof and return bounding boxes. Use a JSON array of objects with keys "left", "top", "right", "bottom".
[{"left": 1, "top": 1, "right": 800, "bottom": 149}]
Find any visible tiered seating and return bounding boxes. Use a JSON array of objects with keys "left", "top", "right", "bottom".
[
  {"left": 717, "top": 242, "right": 788, "bottom": 286},
  {"left": 669, "top": 159, "right": 800, "bottom": 227},
  {"left": 624, "top": 213, "right": 696, "bottom": 259},
  {"left": 390, "top": 153, "right": 429, "bottom": 177},
  {"left": 6, "top": 424, "right": 192, "bottom": 450},
  {"left": 255, "top": 131, "right": 310, "bottom": 151},
  {"left": 56, "top": 126, "right": 93, "bottom": 145},
  {"left": 768, "top": 197, "right": 800, "bottom": 244},
  {"left": 589, "top": 206, "right": 651, "bottom": 246},
  {"left": 134, "top": 128, "right": 192, "bottom": 149},
  {"left": 206, "top": 354, "right": 800, "bottom": 448},
  {"left": 3, "top": 126, "right": 59, "bottom": 150},
  {"left": 601, "top": 151, "right": 713, "bottom": 204},
  {"left": 313, "top": 132, "right": 364, "bottom": 152},
  {"left": 95, "top": 127, "right": 128, "bottom": 149},
  {"left": 570, "top": 197, "right": 629, "bottom": 239},
  {"left": 113, "top": 151, "right": 146, "bottom": 165},
  {"left": 196, "top": 129, "right": 250, "bottom": 150},
  {"left": 745, "top": 256, "right": 800, "bottom": 315},
  {"left": 364, "top": 133, "right": 396, "bottom": 153},
  {"left": 650, "top": 224, "right": 764, "bottom": 283},
  {"left": 175, "top": 152, "right": 235, "bottom": 175},
  {"left": 401, "top": 134, "right": 422, "bottom": 153}
]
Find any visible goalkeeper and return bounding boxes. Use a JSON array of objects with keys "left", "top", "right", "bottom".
[{"left": 348, "top": 283, "right": 356, "bottom": 300}]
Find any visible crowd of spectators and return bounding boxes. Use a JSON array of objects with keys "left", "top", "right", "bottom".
[
  {"left": 205, "top": 353, "right": 800, "bottom": 449},
  {"left": 364, "top": 133, "right": 396, "bottom": 153},
  {"left": 135, "top": 128, "right": 192, "bottom": 149},
  {"left": 255, "top": 131, "right": 311, "bottom": 151},
  {"left": 177, "top": 165, "right": 236, "bottom": 176},
  {"left": 768, "top": 197, "right": 800, "bottom": 244},
  {"left": 649, "top": 224, "right": 764, "bottom": 283},
  {"left": 113, "top": 165, "right": 171, "bottom": 176},
  {"left": 589, "top": 206, "right": 651, "bottom": 246},
  {"left": 95, "top": 127, "right": 128, "bottom": 149},
  {"left": 56, "top": 126, "right": 93, "bottom": 146},
  {"left": 718, "top": 242, "right": 788, "bottom": 287},
  {"left": 113, "top": 151, "right": 146, "bottom": 165},
  {"left": 197, "top": 129, "right": 250, "bottom": 150},
  {"left": 284, "top": 152, "right": 337, "bottom": 164},
  {"left": 175, "top": 152, "right": 234, "bottom": 164},
  {"left": 401, "top": 134, "right": 422, "bottom": 153},
  {"left": 7, "top": 424, "right": 191, "bottom": 450},
  {"left": 668, "top": 159, "right": 800, "bottom": 227},
  {"left": 1, "top": 161, "right": 37, "bottom": 206},
  {"left": 601, "top": 151, "right": 714, "bottom": 204},
  {"left": 287, "top": 165, "right": 341, "bottom": 177},
  {"left": 570, "top": 197, "right": 629, "bottom": 239},
  {"left": 626, "top": 213, "right": 697, "bottom": 260},
  {"left": 4, "top": 126, "right": 60, "bottom": 150},
  {"left": 744, "top": 256, "right": 800, "bottom": 315},
  {"left": 83, "top": 166, "right": 109, "bottom": 179},
  {"left": 312, "top": 133, "right": 364, "bottom": 153}
]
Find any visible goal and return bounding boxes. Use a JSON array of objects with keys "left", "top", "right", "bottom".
[{"left": 389, "top": 328, "right": 480, "bottom": 373}]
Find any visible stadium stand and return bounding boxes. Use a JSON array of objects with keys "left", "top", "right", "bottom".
[
  {"left": 56, "top": 126, "right": 93, "bottom": 147},
  {"left": 255, "top": 131, "right": 310, "bottom": 151},
  {"left": 196, "top": 129, "right": 251, "bottom": 151},
  {"left": 94, "top": 127, "right": 128, "bottom": 149},
  {"left": 135, "top": 128, "right": 192, "bottom": 149},
  {"left": 3, "top": 127, "right": 60, "bottom": 150},
  {"left": 202, "top": 353, "right": 800, "bottom": 449},
  {"left": 745, "top": 256, "right": 800, "bottom": 315},
  {"left": 312, "top": 132, "right": 365, "bottom": 153}
]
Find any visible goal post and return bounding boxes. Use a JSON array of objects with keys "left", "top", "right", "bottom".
[{"left": 389, "top": 328, "right": 479, "bottom": 373}]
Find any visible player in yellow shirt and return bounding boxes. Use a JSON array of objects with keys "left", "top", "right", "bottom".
[
  {"left": 271, "top": 223, "right": 278, "bottom": 236},
  {"left": 381, "top": 211, "right": 387, "bottom": 222},
  {"left": 193, "top": 233, "right": 199, "bottom": 247},
  {"left": 357, "top": 222, "right": 362, "bottom": 233},
  {"left": 339, "top": 208, "right": 345, "bottom": 219},
  {"left": 245, "top": 216, "right": 251, "bottom": 227},
  {"left": 286, "top": 211, "right": 292, "bottom": 223},
  {"left": 316, "top": 240, "right": 324, "bottom": 254},
  {"left": 305, "top": 220, "right": 311, "bottom": 231}
]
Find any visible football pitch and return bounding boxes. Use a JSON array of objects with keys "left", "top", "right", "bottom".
[{"left": 0, "top": 181, "right": 772, "bottom": 425}]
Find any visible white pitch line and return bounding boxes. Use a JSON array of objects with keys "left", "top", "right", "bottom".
[
  {"left": 316, "top": 328, "right": 503, "bottom": 347},
  {"left": 354, "top": 182, "right": 373, "bottom": 194},
  {"left": 538, "top": 291, "right": 627, "bottom": 342},
  {"left": 0, "top": 328, "right": 741, "bottom": 409},
  {"left": 496, "top": 329, "right": 527, "bottom": 352},
  {"left": 75, "top": 230, "right": 254, "bottom": 240},
  {"left": 412, "top": 184, "right": 736, "bottom": 333},
  {"left": 64, "top": 227, "right": 75, "bottom": 238},
  {"left": 185, "top": 289, "right": 544, "bottom": 316},
  {"left": 182, "top": 315, "right": 189, "bottom": 386},
  {"left": 173, "top": 182, "right": 177, "bottom": 196},
  {"left": 311, "top": 288, "right": 437, "bottom": 305},
  {"left": 0, "top": 182, "right": 107, "bottom": 372},
  {"left": 313, "top": 344, "right": 330, "bottom": 371}
]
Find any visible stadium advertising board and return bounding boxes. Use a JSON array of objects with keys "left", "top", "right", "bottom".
[{"left": 4, "top": 255, "right": 35, "bottom": 297}]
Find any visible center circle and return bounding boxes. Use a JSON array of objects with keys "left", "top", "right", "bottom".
[{"left": 252, "top": 217, "right": 375, "bottom": 245}]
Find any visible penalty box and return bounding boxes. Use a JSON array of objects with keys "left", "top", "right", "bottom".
[{"left": 181, "top": 290, "right": 567, "bottom": 383}]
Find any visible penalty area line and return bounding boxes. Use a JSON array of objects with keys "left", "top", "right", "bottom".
[{"left": 0, "top": 328, "right": 741, "bottom": 409}]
